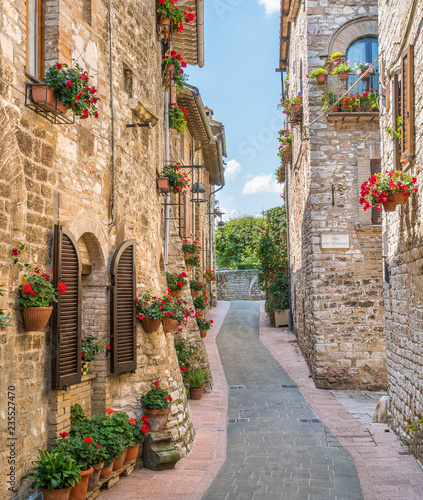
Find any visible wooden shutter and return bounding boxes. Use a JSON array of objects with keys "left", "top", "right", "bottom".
[
  {"left": 385, "top": 79, "right": 390, "bottom": 111},
  {"left": 52, "top": 225, "right": 82, "bottom": 390},
  {"left": 392, "top": 74, "right": 400, "bottom": 170},
  {"left": 400, "top": 45, "right": 414, "bottom": 160},
  {"left": 110, "top": 240, "right": 136, "bottom": 374},
  {"left": 371, "top": 159, "right": 382, "bottom": 226}
]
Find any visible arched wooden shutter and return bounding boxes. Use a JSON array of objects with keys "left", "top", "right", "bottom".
[
  {"left": 400, "top": 45, "right": 414, "bottom": 161},
  {"left": 110, "top": 240, "right": 137, "bottom": 374},
  {"left": 52, "top": 225, "right": 82, "bottom": 390}
]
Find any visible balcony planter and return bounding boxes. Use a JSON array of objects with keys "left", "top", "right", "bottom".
[
  {"left": 157, "top": 177, "right": 170, "bottom": 194},
  {"left": 23, "top": 306, "right": 53, "bottom": 331},
  {"left": 143, "top": 408, "right": 170, "bottom": 432},
  {"left": 31, "top": 84, "right": 68, "bottom": 115},
  {"left": 141, "top": 315, "right": 162, "bottom": 333},
  {"left": 162, "top": 318, "right": 178, "bottom": 333}
]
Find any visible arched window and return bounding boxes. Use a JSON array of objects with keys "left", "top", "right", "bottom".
[{"left": 346, "top": 37, "right": 379, "bottom": 92}]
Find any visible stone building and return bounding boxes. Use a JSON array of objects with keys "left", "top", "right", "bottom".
[
  {"left": 0, "top": 0, "right": 224, "bottom": 497},
  {"left": 377, "top": 0, "right": 423, "bottom": 444},
  {"left": 278, "top": 0, "right": 387, "bottom": 389}
]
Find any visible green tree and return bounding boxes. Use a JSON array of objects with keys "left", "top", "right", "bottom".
[
  {"left": 257, "top": 206, "right": 289, "bottom": 321},
  {"left": 216, "top": 216, "right": 264, "bottom": 269}
]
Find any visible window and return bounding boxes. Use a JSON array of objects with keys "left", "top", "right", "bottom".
[
  {"left": 27, "top": 0, "right": 44, "bottom": 79},
  {"left": 346, "top": 37, "right": 379, "bottom": 93},
  {"left": 123, "top": 65, "right": 134, "bottom": 98}
]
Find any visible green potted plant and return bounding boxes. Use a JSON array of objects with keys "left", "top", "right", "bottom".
[
  {"left": 332, "top": 61, "right": 353, "bottom": 81},
  {"left": 193, "top": 293, "right": 208, "bottom": 312},
  {"left": 321, "top": 91, "right": 338, "bottom": 112},
  {"left": 31, "top": 61, "right": 99, "bottom": 119},
  {"left": 9, "top": 247, "right": 66, "bottom": 331},
  {"left": 80, "top": 335, "right": 107, "bottom": 375},
  {"left": 125, "top": 416, "right": 150, "bottom": 464},
  {"left": 186, "top": 368, "right": 209, "bottom": 400},
  {"left": 135, "top": 291, "right": 166, "bottom": 333},
  {"left": 166, "top": 271, "right": 188, "bottom": 297},
  {"left": 141, "top": 382, "right": 173, "bottom": 431},
  {"left": 162, "top": 51, "right": 188, "bottom": 91},
  {"left": 354, "top": 61, "right": 374, "bottom": 80},
  {"left": 169, "top": 103, "right": 188, "bottom": 134},
  {"left": 204, "top": 269, "right": 216, "bottom": 282},
  {"left": 160, "top": 295, "right": 192, "bottom": 332},
  {"left": 181, "top": 239, "right": 201, "bottom": 260},
  {"left": 307, "top": 68, "right": 327, "bottom": 84},
  {"left": 189, "top": 278, "right": 206, "bottom": 298},
  {"left": 360, "top": 170, "right": 418, "bottom": 212},
  {"left": 289, "top": 93, "right": 303, "bottom": 123},
  {"left": 22, "top": 450, "right": 81, "bottom": 500},
  {"left": 159, "top": 163, "right": 190, "bottom": 195},
  {"left": 195, "top": 315, "right": 213, "bottom": 338},
  {"left": 174, "top": 338, "right": 199, "bottom": 373},
  {"left": 156, "top": 0, "right": 195, "bottom": 38},
  {"left": 185, "top": 254, "right": 200, "bottom": 271},
  {"left": 330, "top": 52, "right": 343, "bottom": 64}
]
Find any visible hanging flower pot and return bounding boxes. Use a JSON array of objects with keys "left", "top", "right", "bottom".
[
  {"left": 383, "top": 198, "right": 396, "bottom": 212},
  {"left": 125, "top": 443, "right": 140, "bottom": 464},
  {"left": 140, "top": 315, "right": 162, "bottom": 333},
  {"left": 361, "top": 70, "right": 371, "bottom": 81},
  {"left": 339, "top": 71, "right": 349, "bottom": 81},
  {"left": 191, "top": 289, "right": 198, "bottom": 298},
  {"left": 200, "top": 329, "right": 207, "bottom": 338},
  {"left": 87, "top": 462, "right": 103, "bottom": 492},
  {"left": 31, "top": 84, "right": 68, "bottom": 115},
  {"left": 391, "top": 193, "right": 408, "bottom": 205},
  {"left": 172, "top": 289, "right": 182, "bottom": 297},
  {"left": 81, "top": 362, "right": 89, "bottom": 376},
  {"left": 162, "top": 318, "right": 178, "bottom": 333},
  {"left": 186, "top": 262, "right": 193, "bottom": 271},
  {"left": 183, "top": 252, "right": 191, "bottom": 260},
  {"left": 282, "top": 129, "right": 290, "bottom": 137},
  {"left": 113, "top": 450, "right": 127, "bottom": 471},
  {"left": 69, "top": 466, "right": 94, "bottom": 500},
  {"left": 23, "top": 306, "right": 53, "bottom": 331},
  {"left": 316, "top": 73, "right": 327, "bottom": 84},
  {"left": 100, "top": 460, "right": 114, "bottom": 479},
  {"left": 157, "top": 177, "right": 170, "bottom": 194},
  {"left": 163, "top": 63, "right": 175, "bottom": 87},
  {"left": 157, "top": 15, "right": 172, "bottom": 41}
]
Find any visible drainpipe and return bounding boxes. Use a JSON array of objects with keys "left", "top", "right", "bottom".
[
  {"left": 108, "top": 0, "right": 116, "bottom": 233},
  {"left": 164, "top": 90, "right": 170, "bottom": 271}
]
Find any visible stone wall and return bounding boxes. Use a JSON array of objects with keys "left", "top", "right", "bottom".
[
  {"left": 217, "top": 269, "right": 265, "bottom": 301},
  {"left": 286, "top": 0, "right": 387, "bottom": 389},
  {"left": 378, "top": 0, "right": 423, "bottom": 442}
]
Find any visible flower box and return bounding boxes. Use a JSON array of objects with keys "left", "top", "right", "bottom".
[
  {"left": 157, "top": 177, "right": 170, "bottom": 194},
  {"left": 274, "top": 309, "right": 289, "bottom": 327},
  {"left": 30, "top": 84, "right": 68, "bottom": 115}
]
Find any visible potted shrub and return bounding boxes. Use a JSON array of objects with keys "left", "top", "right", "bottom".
[
  {"left": 80, "top": 335, "right": 106, "bottom": 376},
  {"left": 332, "top": 62, "right": 353, "bottom": 81},
  {"left": 159, "top": 163, "right": 190, "bottom": 195},
  {"left": 141, "top": 382, "right": 173, "bottom": 431},
  {"left": 189, "top": 278, "right": 206, "bottom": 298},
  {"left": 156, "top": 0, "right": 194, "bottom": 39},
  {"left": 181, "top": 240, "right": 201, "bottom": 260},
  {"left": 31, "top": 62, "right": 99, "bottom": 119},
  {"left": 360, "top": 170, "right": 418, "bottom": 213},
  {"left": 169, "top": 103, "right": 188, "bottom": 134},
  {"left": 204, "top": 269, "right": 216, "bottom": 282},
  {"left": 135, "top": 291, "right": 165, "bottom": 333},
  {"left": 162, "top": 51, "right": 188, "bottom": 91},
  {"left": 22, "top": 450, "right": 81, "bottom": 500},
  {"left": 166, "top": 271, "right": 188, "bottom": 297},
  {"left": 126, "top": 416, "right": 150, "bottom": 464},
  {"left": 307, "top": 68, "right": 327, "bottom": 84},
  {"left": 186, "top": 368, "right": 209, "bottom": 400},
  {"left": 193, "top": 293, "right": 208, "bottom": 313},
  {"left": 354, "top": 61, "right": 374, "bottom": 80},
  {"left": 9, "top": 247, "right": 67, "bottom": 331},
  {"left": 185, "top": 253, "right": 200, "bottom": 271},
  {"left": 160, "top": 294, "right": 192, "bottom": 332},
  {"left": 195, "top": 315, "right": 213, "bottom": 338},
  {"left": 330, "top": 52, "right": 343, "bottom": 65}
]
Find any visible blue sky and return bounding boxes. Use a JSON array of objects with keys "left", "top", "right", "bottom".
[{"left": 189, "top": 0, "right": 283, "bottom": 220}]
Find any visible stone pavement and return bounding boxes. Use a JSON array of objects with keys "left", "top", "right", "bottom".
[
  {"left": 259, "top": 301, "right": 423, "bottom": 500},
  {"left": 100, "top": 301, "right": 231, "bottom": 500},
  {"left": 202, "top": 301, "right": 363, "bottom": 500}
]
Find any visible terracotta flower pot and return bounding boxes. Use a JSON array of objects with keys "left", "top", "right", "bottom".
[
  {"left": 69, "top": 466, "right": 93, "bottom": 500},
  {"left": 283, "top": 129, "right": 290, "bottom": 137},
  {"left": 162, "top": 318, "right": 178, "bottom": 333},
  {"left": 23, "top": 306, "right": 53, "bottom": 331},
  {"left": 316, "top": 73, "right": 327, "bottom": 84},
  {"left": 183, "top": 252, "right": 191, "bottom": 260},
  {"left": 332, "top": 58, "right": 341, "bottom": 65},
  {"left": 143, "top": 408, "right": 170, "bottom": 432},
  {"left": 100, "top": 460, "right": 114, "bottom": 479},
  {"left": 291, "top": 104, "right": 301, "bottom": 123},
  {"left": 190, "top": 386, "right": 204, "bottom": 400},
  {"left": 339, "top": 71, "right": 349, "bottom": 81},
  {"left": 164, "top": 63, "right": 175, "bottom": 86},
  {"left": 391, "top": 193, "right": 408, "bottom": 205},
  {"left": 173, "top": 289, "right": 182, "bottom": 297},
  {"left": 361, "top": 70, "right": 371, "bottom": 80},
  {"left": 383, "top": 196, "right": 397, "bottom": 212},
  {"left": 41, "top": 487, "right": 72, "bottom": 500},
  {"left": 204, "top": 274, "right": 212, "bottom": 282},
  {"left": 125, "top": 443, "right": 140, "bottom": 464},
  {"left": 31, "top": 84, "right": 68, "bottom": 115},
  {"left": 113, "top": 450, "right": 127, "bottom": 471},
  {"left": 87, "top": 462, "right": 103, "bottom": 492},
  {"left": 200, "top": 329, "right": 207, "bottom": 338},
  {"left": 158, "top": 15, "right": 171, "bottom": 40},
  {"left": 186, "top": 263, "right": 193, "bottom": 271},
  {"left": 195, "top": 308, "right": 203, "bottom": 315},
  {"left": 157, "top": 177, "right": 170, "bottom": 193},
  {"left": 81, "top": 362, "right": 89, "bottom": 376},
  {"left": 141, "top": 315, "right": 162, "bottom": 333},
  {"left": 191, "top": 289, "right": 198, "bottom": 298}
]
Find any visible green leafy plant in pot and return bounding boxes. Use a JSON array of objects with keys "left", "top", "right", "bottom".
[
  {"left": 186, "top": 368, "right": 209, "bottom": 400},
  {"left": 22, "top": 450, "right": 81, "bottom": 500},
  {"left": 141, "top": 382, "right": 173, "bottom": 431},
  {"left": 81, "top": 335, "right": 106, "bottom": 375},
  {"left": 126, "top": 416, "right": 150, "bottom": 464},
  {"left": 193, "top": 293, "right": 208, "bottom": 312},
  {"left": 135, "top": 291, "right": 166, "bottom": 333}
]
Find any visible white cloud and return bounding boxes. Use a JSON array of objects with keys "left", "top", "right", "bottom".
[
  {"left": 242, "top": 174, "right": 282, "bottom": 195},
  {"left": 257, "top": 0, "right": 280, "bottom": 15},
  {"left": 226, "top": 195, "right": 234, "bottom": 202},
  {"left": 224, "top": 159, "right": 242, "bottom": 181}
]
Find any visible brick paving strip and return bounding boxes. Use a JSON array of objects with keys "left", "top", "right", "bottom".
[
  {"left": 203, "top": 301, "right": 364, "bottom": 500},
  {"left": 258, "top": 301, "right": 423, "bottom": 500},
  {"left": 100, "top": 301, "right": 231, "bottom": 500}
]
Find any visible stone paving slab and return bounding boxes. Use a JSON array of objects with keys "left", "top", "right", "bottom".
[
  {"left": 202, "top": 301, "right": 363, "bottom": 500},
  {"left": 258, "top": 301, "right": 423, "bottom": 500},
  {"left": 100, "top": 302, "right": 231, "bottom": 500}
]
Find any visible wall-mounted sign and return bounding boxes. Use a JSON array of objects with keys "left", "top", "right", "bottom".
[{"left": 321, "top": 233, "right": 350, "bottom": 249}]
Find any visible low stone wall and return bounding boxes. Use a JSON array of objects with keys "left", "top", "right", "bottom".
[{"left": 217, "top": 269, "right": 265, "bottom": 301}]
